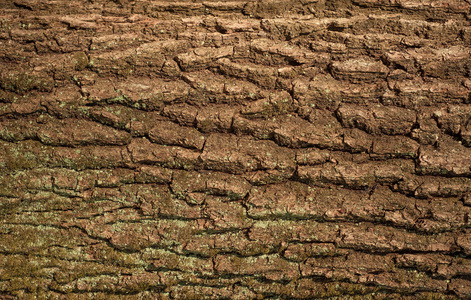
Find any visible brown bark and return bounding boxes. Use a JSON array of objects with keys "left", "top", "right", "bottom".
[{"left": 1, "top": 0, "right": 471, "bottom": 298}]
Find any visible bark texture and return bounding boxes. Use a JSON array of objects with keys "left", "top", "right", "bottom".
[{"left": 1, "top": 0, "right": 471, "bottom": 299}]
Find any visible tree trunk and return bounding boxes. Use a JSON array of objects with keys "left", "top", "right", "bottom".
[{"left": 1, "top": 0, "right": 471, "bottom": 298}]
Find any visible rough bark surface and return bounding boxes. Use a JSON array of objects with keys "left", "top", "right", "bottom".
[{"left": 1, "top": 0, "right": 471, "bottom": 299}]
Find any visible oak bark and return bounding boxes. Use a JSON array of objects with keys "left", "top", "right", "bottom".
[{"left": 1, "top": 0, "right": 471, "bottom": 298}]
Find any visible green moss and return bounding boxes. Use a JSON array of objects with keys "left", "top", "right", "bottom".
[
  {"left": 93, "top": 245, "right": 145, "bottom": 268},
  {"left": 1, "top": 73, "right": 53, "bottom": 94},
  {"left": 73, "top": 51, "right": 89, "bottom": 71},
  {"left": 106, "top": 94, "right": 127, "bottom": 104},
  {"left": 0, "top": 255, "right": 42, "bottom": 282},
  {"left": 1, "top": 141, "right": 47, "bottom": 171}
]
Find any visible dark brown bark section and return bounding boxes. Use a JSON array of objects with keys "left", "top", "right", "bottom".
[{"left": 1, "top": 0, "right": 471, "bottom": 299}]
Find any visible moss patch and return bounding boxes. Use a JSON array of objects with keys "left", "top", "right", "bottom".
[{"left": 72, "top": 51, "right": 89, "bottom": 71}]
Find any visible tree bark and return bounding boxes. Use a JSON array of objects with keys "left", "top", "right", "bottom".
[{"left": 1, "top": 0, "right": 471, "bottom": 298}]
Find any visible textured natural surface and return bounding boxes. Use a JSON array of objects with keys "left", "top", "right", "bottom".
[{"left": 1, "top": 0, "right": 471, "bottom": 299}]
